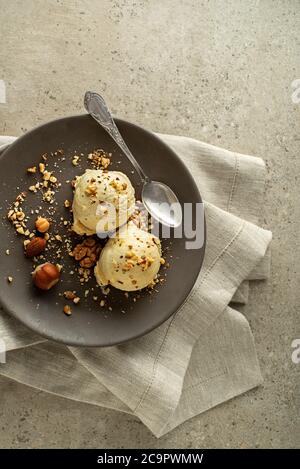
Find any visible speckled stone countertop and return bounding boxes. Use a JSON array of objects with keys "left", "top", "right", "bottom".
[{"left": 0, "top": 0, "right": 299, "bottom": 448}]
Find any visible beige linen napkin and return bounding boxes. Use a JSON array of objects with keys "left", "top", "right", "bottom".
[{"left": 0, "top": 134, "right": 272, "bottom": 437}]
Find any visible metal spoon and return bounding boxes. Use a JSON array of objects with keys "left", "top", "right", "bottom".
[{"left": 84, "top": 91, "right": 182, "bottom": 228}]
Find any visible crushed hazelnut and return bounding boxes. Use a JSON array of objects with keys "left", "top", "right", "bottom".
[
  {"left": 7, "top": 276, "right": 13, "bottom": 283},
  {"left": 39, "top": 163, "right": 45, "bottom": 173},
  {"left": 27, "top": 166, "right": 37, "bottom": 174},
  {"left": 88, "top": 149, "right": 111, "bottom": 170},
  {"left": 64, "top": 290, "right": 76, "bottom": 300},
  {"left": 109, "top": 180, "right": 127, "bottom": 192},
  {"left": 63, "top": 305, "right": 72, "bottom": 316},
  {"left": 72, "top": 155, "right": 80, "bottom": 166},
  {"left": 85, "top": 182, "right": 97, "bottom": 197},
  {"left": 101, "top": 286, "right": 110, "bottom": 296}
]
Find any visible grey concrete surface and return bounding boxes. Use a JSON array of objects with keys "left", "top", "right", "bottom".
[{"left": 0, "top": 0, "right": 299, "bottom": 448}]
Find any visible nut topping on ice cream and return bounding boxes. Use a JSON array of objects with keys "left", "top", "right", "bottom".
[
  {"left": 94, "top": 222, "right": 162, "bottom": 291},
  {"left": 72, "top": 169, "right": 135, "bottom": 236}
]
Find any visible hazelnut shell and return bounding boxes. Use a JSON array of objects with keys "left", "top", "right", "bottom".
[
  {"left": 25, "top": 237, "right": 46, "bottom": 258},
  {"left": 32, "top": 262, "right": 60, "bottom": 290}
]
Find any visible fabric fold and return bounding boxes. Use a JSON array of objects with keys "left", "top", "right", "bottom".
[{"left": 0, "top": 133, "right": 272, "bottom": 437}]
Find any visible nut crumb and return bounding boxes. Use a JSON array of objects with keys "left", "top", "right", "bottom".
[
  {"left": 7, "top": 276, "right": 13, "bottom": 283},
  {"left": 27, "top": 166, "right": 37, "bottom": 174},
  {"left": 72, "top": 155, "right": 80, "bottom": 166},
  {"left": 63, "top": 305, "right": 72, "bottom": 316},
  {"left": 5, "top": 249, "right": 10, "bottom": 255},
  {"left": 64, "top": 290, "right": 76, "bottom": 300}
]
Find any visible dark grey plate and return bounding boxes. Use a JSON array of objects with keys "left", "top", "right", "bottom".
[{"left": 0, "top": 115, "right": 205, "bottom": 346}]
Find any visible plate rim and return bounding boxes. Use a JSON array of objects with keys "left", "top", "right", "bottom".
[{"left": 0, "top": 114, "right": 206, "bottom": 347}]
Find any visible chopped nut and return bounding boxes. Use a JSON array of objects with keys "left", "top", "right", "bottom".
[
  {"left": 72, "top": 155, "right": 80, "bottom": 166},
  {"left": 101, "top": 157, "right": 110, "bottom": 169},
  {"left": 23, "top": 239, "right": 30, "bottom": 248},
  {"left": 85, "top": 182, "right": 97, "bottom": 197},
  {"left": 100, "top": 300, "right": 105, "bottom": 307},
  {"left": 43, "top": 171, "right": 51, "bottom": 181},
  {"left": 80, "top": 256, "right": 96, "bottom": 268},
  {"left": 109, "top": 180, "right": 127, "bottom": 192},
  {"left": 27, "top": 166, "right": 37, "bottom": 174},
  {"left": 55, "top": 234, "right": 63, "bottom": 242},
  {"left": 160, "top": 257, "right": 166, "bottom": 265},
  {"left": 49, "top": 176, "right": 57, "bottom": 184},
  {"left": 16, "top": 227, "right": 25, "bottom": 235},
  {"left": 84, "top": 238, "right": 96, "bottom": 247},
  {"left": 101, "top": 286, "right": 110, "bottom": 296},
  {"left": 64, "top": 290, "right": 76, "bottom": 300},
  {"left": 73, "top": 296, "right": 80, "bottom": 304},
  {"left": 64, "top": 199, "right": 71, "bottom": 208},
  {"left": 39, "top": 163, "right": 45, "bottom": 173},
  {"left": 73, "top": 245, "right": 88, "bottom": 260},
  {"left": 88, "top": 149, "right": 111, "bottom": 169},
  {"left": 43, "top": 189, "right": 54, "bottom": 202},
  {"left": 35, "top": 217, "right": 50, "bottom": 233},
  {"left": 16, "top": 211, "right": 25, "bottom": 221},
  {"left": 63, "top": 305, "right": 72, "bottom": 316},
  {"left": 7, "top": 276, "right": 13, "bottom": 283},
  {"left": 29, "top": 185, "right": 37, "bottom": 193},
  {"left": 5, "top": 249, "right": 10, "bottom": 255}
]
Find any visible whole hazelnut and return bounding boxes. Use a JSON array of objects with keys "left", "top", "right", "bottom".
[
  {"left": 32, "top": 262, "right": 60, "bottom": 290},
  {"left": 25, "top": 237, "right": 46, "bottom": 258},
  {"left": 35, "top": 217, "right": 50, "bottom": 233}
]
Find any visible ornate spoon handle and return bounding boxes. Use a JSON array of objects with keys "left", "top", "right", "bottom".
[{"left": 84, "top": 91, "right": 148, "bottom": 182}]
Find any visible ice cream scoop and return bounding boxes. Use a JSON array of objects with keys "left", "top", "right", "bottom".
[
  {"left": 94, "top": 222, "right": 162, "bottom": 291},
  {"left": 72, "top": 169, "right": 135, "bottom": 236}
]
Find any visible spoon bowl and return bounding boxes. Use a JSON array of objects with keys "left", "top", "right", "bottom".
[{"left": 142, "top": 181, "right": 182, "bottom": 228}]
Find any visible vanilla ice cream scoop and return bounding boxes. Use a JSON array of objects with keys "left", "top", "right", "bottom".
[
  {"left": 94, "top": 222, "right": 162, "bottom": 291},
  {"left": 72, "top": 169, "right": 135, "bottom": 235}
]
